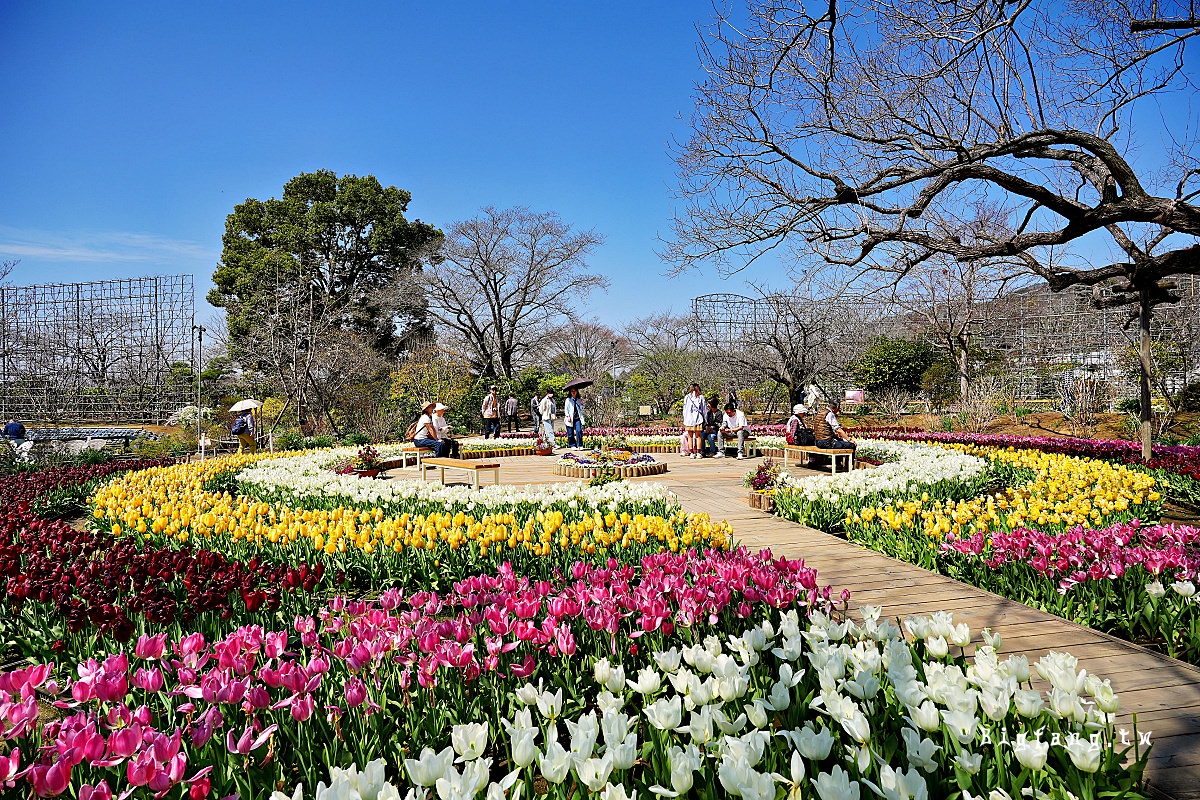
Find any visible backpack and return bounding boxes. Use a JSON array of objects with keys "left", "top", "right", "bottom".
[
  {"left": 231, "top": 417, "right": 248, "bottom": 435},
  {"left": 404, "top": 419, "right": 419, "bottom": 441}
]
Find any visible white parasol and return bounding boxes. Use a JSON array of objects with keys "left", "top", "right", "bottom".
[{"left": 229, "top": 399, "right": 262, "bottom": 413}]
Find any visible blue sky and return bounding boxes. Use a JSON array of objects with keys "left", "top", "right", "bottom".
[{"left": 0, "top": 1, "right": 744, "bottom": 326}]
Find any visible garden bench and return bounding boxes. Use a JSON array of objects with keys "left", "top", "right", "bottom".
[
  {"left": 717, "top": 435, "right": 758, "bottom": 458},
  {"left": 783, "top": 444, "right": 855, "bottom": 474},
  {"left": 421, "top": 457, "right": 501, "bottom": 489},
  {"left": 383, "top": 445, "right": 433, "bottom": 470}
]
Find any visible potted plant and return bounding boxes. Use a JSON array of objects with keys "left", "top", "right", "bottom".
[
  {"left": 535, "top": 428, "right": 556, "bottom": 456},
  {"left": 352, "top": 445, "right": 383, "bottom": 477}
]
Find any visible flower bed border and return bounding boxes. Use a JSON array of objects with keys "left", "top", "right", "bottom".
[{"left": 553, "top": 461, "right": 668, "bottom": 478}]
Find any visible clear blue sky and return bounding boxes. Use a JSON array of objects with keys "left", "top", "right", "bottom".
[{"left": 0, "top": 1, "right": 750, "bottom": 326}]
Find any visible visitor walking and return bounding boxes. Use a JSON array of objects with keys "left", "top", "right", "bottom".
[
  {"left": 537, "top": 391, "right": 557, "bottom": 450},
  {"left": 481, "top": 385, "right": 502, "bottom": 439},
  {"left": 682, "top": 383, "right": 706, "bottom": 460},
  {"left": 504, "top": 393, "right": 519, "bottom": 433},
  {"left": 411, "top": 400, "right": 450, "bottom": 458},
  {"left": 433, "top": 403, "right": 460, "bottom": 457},
  {"left": 232, "top": 409, "right": 257, "bottom": 454},
  {"left": 3, "top": 419, "right": 26, "bottom": 446},
  {"left": 564, "top": 387, "right": 586, "bottom": 449},
  {"left": 702, "top": 397, "right": 722, "bottom": 457},
  {"left": 718, "top": 402, "right": 750, "bottom": 459},
  {"left": 530, "top": 393, "right": 542, "bottom": 433}
]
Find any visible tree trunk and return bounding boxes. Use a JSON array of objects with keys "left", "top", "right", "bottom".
[
  {"left": 955, "top": 338, "right": 970, "bottom": 401},
  {"left": 1138, "top": 292, "right": 1153, "bottom": 461}
]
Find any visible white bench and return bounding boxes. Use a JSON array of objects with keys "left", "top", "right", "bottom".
[
  {"left": 421, "top": 457, "right": 501, "bottom": 488},
  {"left": 783, "top": 444, "right": 855, "bottom": 474},
  {"left": 717, "top": 435, "right": 759, "bottom": 458}
]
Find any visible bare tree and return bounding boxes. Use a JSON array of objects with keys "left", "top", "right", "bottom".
[
  {"left": 546, "top": 319, "right": 621, "bottom": 383},
  {"left": 621, "top": 313, "right": 706, "bottom": 415},
  {"left": 669, "top": 0, "right": 1200, "bottom": 456},
  {"left": 426, "top": 206, "right": 607, "bottom": 378}
]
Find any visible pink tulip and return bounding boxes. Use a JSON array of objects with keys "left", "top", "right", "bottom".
[
  {"left": 135, "top": 633, "right": 168, "bottom": 661},
  {"left": 290, "top": 693, "right": 315, "bottom": 722},
  {"left": 132, "top": 667, "right": 164, "bottom": 693},
  {"left": 0, "top": 747, "right": 20, "bottom": 787},
  {"left": 343, "top": 677, "right": 367, "bottom": 708}
]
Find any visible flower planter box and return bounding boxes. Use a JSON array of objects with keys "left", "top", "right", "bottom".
[
  {"left": 748, "top": 491, "right": 775, "bottom": 512},
  {"left": 536, "top": 448, "right": 555, "bottom": 457},
  {"left": 553, "top": 462, "right": 669, "bottom": 479},
  {"left": 459, "top": 447, "right": 534, "bottom": 459},
  {"left": 354, "top": 468, "right": 381, "bottom": 478}
]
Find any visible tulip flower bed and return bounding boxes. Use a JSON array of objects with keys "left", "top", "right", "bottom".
[
  {"left": 0, "top": 459, "right": 333, "bottom": 666},
  {"left": 89, "top": 456, "right": 732, "bottom": 595},
  {"left": 0, "top": 560, "right": 1153, "bottom": 800},
  {"left": 937, "top": 520, "right": 1200, "bottom": 663},
  {"left": 858, "top": 430, "right": 1200, "bottom": 508},
  {"left": 771, "top": 441, "right": 996, "bottom": 532}
]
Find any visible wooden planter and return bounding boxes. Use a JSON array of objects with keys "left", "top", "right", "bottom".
[
  {"left": 748, "top": 491, "right": 775, "bottom": 512},
  {"left": 553, "top": 462, "right": 669, "bottom": 479},
  {"left": 354, "top": 468, "right": 381, "bottom": 478},
  {"left": 536, "top": 448, "right": 555, "bottom": 456}
]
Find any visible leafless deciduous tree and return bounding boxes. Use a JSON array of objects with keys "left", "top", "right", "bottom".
[
  {"left": 669, "top": 0, "right": 1199, "bottom": 456},
  {"left": 426, "top": 206, "right": 607, "bottom": 378},
  {"left": 621, "top": 313, "right": 709, "bottom": 415},
  {"left": 546, "top": 320, "right": 621, "bottom": 383}
]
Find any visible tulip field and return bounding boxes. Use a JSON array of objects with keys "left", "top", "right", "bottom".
[
  {"left": 762, "top": 436, "right": 1200, "bottom": 665},
  {"left": 0, "top": 447, "right": 1167, "bottom": 798}
]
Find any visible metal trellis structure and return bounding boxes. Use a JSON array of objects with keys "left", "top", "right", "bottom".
[{"left": 0, "top": 275, "right": 196, "bottom": 424}]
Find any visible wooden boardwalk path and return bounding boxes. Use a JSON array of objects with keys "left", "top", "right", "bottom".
[{"left": 392, "top": 448, "right": 1200, "bottom": 797}]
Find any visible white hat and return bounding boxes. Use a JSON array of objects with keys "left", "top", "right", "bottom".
[
  {"left": 792, "top": 404, "right": 806, "bottom": 414},
  {"left": 434, "top": 403, "right": 447, "bottom": 412}
]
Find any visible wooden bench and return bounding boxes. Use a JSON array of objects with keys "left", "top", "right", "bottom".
[
  {"left": 421, "top": 457, "right": 501, "bottom": 488},
  {"left": 383, "top": 445, "right": 433, "bottom": 470},
  {"left": 783, "top": 444, "right": 855, "bottom": 474},
  {"left": 717, "top": 435, "right": 758, "bottom": 458}
]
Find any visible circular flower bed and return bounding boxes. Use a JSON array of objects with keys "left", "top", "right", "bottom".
[{"left": 554, "top": 449, "right": 667, "bottom": 478}]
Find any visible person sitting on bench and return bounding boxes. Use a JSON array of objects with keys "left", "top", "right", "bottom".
[
  {"left": 785, "top": 404, "right": 815, "bottom": 446},
  {"left": 412, "top": 401, "right": 451, "bottom": 458},
  {"left": 718, "top": 402, "right": 750, "bottom": 460},
  {"left": 433, "top": 403, "right": 460, "bottom": 458},
  {"left": 817, "top": 402, "right": 856, "bottom": 449}
]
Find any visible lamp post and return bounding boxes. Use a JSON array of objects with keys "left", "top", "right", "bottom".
[{"left": 192, "top": 324, "right": 206, "bottom": 459}]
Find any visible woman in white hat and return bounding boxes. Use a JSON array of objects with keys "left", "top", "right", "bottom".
[
  {"left": 412, "top": 400, "right": 450, "bottom": 458},
  {"left": 433, "top": 403, "right": 460, "bottom": 457}
]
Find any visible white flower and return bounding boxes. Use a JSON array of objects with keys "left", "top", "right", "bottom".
[
  {"left": 1013, "top": 736, "right": 1049, "bottom": 770},
  {"left": 901, "top": 728, "right": 940, "bottom": 773},
  {"left": 955, "top": 752, "right": 982, "bottom": 775},
  {"left": 862, "top": 764, "right": 928, "bottom": 800},
  {"left": 576, "top": 753, "right": 615, "bottom": 793},
  {"left": 925, "top": 636, "right": 948, "bottom": 659},
  {"left": 1065, "top": 735, "right": 1101, "bottom": 773},
  {"left": 405, "top": 747, "right": 455, "bottom": 787},
  {"left": 812, "top": 765, "right": 861, "bottom": 800},
  {"left": 1014, "top": 689, "right": 1044, "bottom": 718},
  {"left": 537, "top": 735, "right": 572, "bottom": 785},
  {"left": 906, "top": 700, "right": 940, "bottom": 733},
  {"left": 601, "top": 711, "right": 633, "bottom": 747},
  {"left": 596, "top": 691, "right": 625, "bottom": 716},
  {"left": 1033, "top": 652, "right": 1085, "bottom": 694},
  {"left": 1171, "top": 580, "right": 1196, "bottom": 598},
  {"left": 594, "top": 658, "right": 614, "bottom": 687},
  {"left": 451, "top": 722, "right": 488, "bottom": 762},
  {"left": 514, "top": 683, "right": 539, "bottom": 706},
  {"left": 565, "top": 711, "right": 599, "bottom": 760},
  {"left": 627, "top": 667, "right": 662, "bottom": 695},
  {"left": 484, "top": 771, "right": 520, "bottom": 800},
  {"left": 610, "top": 732, "right": 638, "bottom": 771},
  {"left": 600, "top": 784, "right": 636, "bottom": 800},
  {"left": 604, "top": 664, "right": 627, "bottom": 693},
  {"left": 981, "top": 628, "right": 1003, "bottom": 650},
  {"left": 1086, "top": 676, "right": 1120, "bottom": 714},
  {"left": 792, "top": 724, "right": 835, "bottom": 760},
  {"left": 1146, "top": 581, "right": 1166, "bottom": 598},
  {"left": 745, "top": 699, "right": 770, "bottom": 729},
  {"left": 645, "top": 695, "right": 683, "bottom": 731},
  {"left": 653, "top": 648, "right": 682, "bottom": 673},
  {"left": 536, "top": 688, "right": 563, "bottom": 720},
  {"left": 940, "top": 708, "right": 979, "bottom": 744}
]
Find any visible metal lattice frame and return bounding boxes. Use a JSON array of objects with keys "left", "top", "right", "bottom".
[
  {"left": 693, "top": 279, "right": 1200, "bottom": 401},
  {"left": 0, "top": 275, "right": 195, "bottom": 423}
]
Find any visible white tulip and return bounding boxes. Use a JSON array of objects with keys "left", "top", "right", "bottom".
[
  {"left": 745, "top": 699, "right": 770, "bottom": 729},
  {"left": 812, "top": 765, "right": 861, "bottom": 800},
  {"left": 793, "top": 724, "right": 835, "bottom": 760},
  {"left": 405, "top": 747, "right": 455, "bottom": 787},
  {"left": 514, "top": 683, "right": 539, "bottom": 706},
  {"left": 901, "top": 728, "right": 940, "bottom": 773},
  {"left": 610, "top": 732, "right": 638, "bottom": 771},
  {"left": 1013, "top": 689, "right": 1044, "bottom": 718},
  {"left": 600, "top": 783, "right": 635, "bottom": 800},
  {"left": 981, "top": 628, "right": 1003, "bottom": 651},
  {"left": 565, "top": 711, "right": 599, "bottom": 760},
  {"left": 1013, "top": 736, "right": 1049, "bottom": 770},
  {"left": 536, "top": 688, "right": 563, "bottom": 720},
  {"left": 906, "top": 700, "right": 940, "bottom": 733},
  {"left": 1146, "top": 581, "right": 1166, "bottom": 598},
  {"left": 451, "top": 722, "right": 488, "bottom": 762},
  {"left": 1172, "top": 580, "right": 1196, "bottom": 598},
  {"left": 925, "top": 636, "right": 949, "bottom": 659},
  {"left": 1065, "top": 735, "right": 1102, "bottom": 773},
  {"left": 627, "top": 667, "right": 662, "bottom": 695},
  {"left": 604, "top": 664, "right": 627, "bottom": 693},
  {"left": 537, "top": 737, "right": 572, "bottom": 785},
  {"left": 955, "top": 752, "right": 982, "bottom": 775},
  {"left": 596, "top": 690, "right": 625, "bottom": 717},
  {"left": 653, "top": 648, "right": 682, "bottom": 673},
  {"left": 644, "top": 696, "right": 683, "bottom": 731},
  {"left": 577, "top": 753, "right": 616, "bottom": 793},
  {"left": 940, "top": 708, "right": 979, "bottom": 745},
  {"left": 601, "top": 711, "right": 633, "bottom": 747}
]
